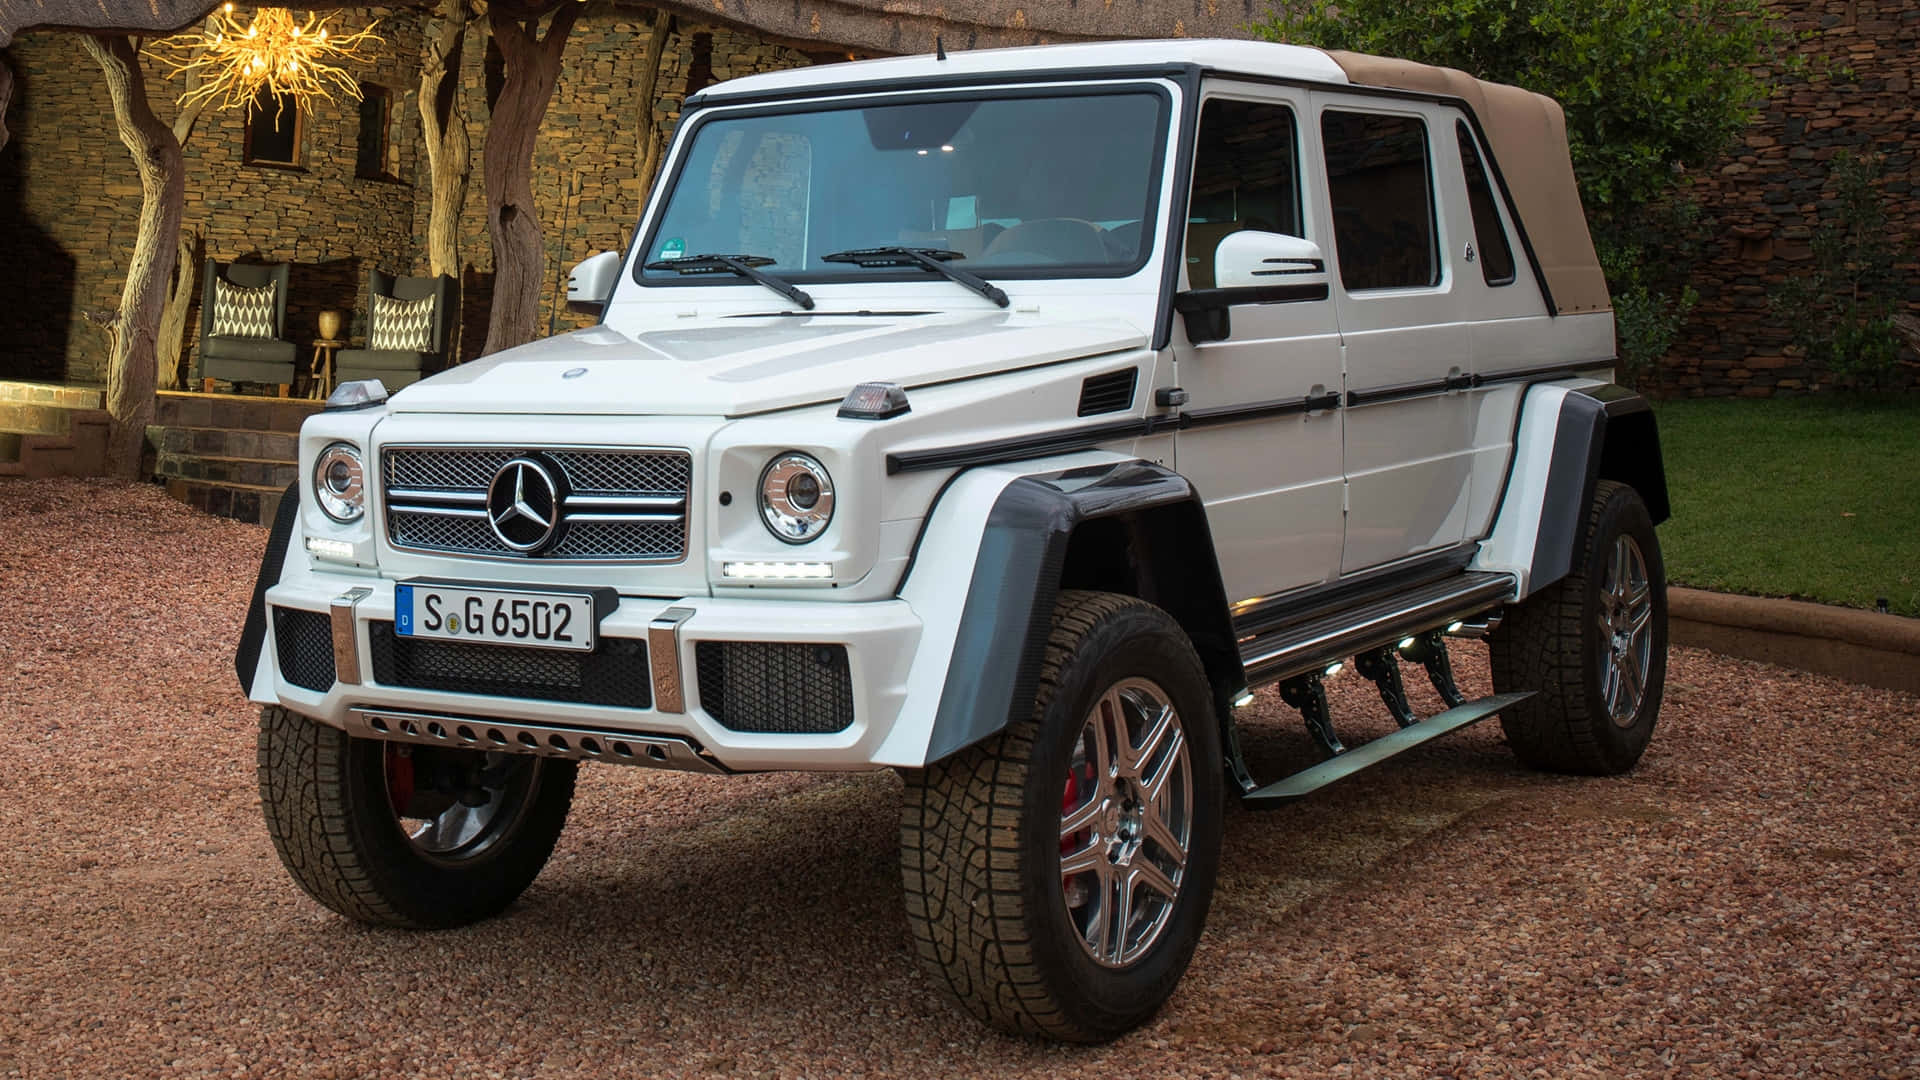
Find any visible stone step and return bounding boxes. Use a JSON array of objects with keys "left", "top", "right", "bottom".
[
  {"left": 163, "top": 477, "right": 289, "bottom": 526},
  {"left": 154, "top": 390, "right": 320, "bottom": 434},
  {"left": 0, "top": 409, "right": 110, "bottom": 478},
  {"left": 0, "top": 400, "right": 81, "bottom": 436},
  {"left": 146, "top": 424, "right": 300, "bottom": 463},
  {"left": 0, "top": 381, "right": 106, "bottom": 410},
  {"left": 152, "top": 451, "right": 301, "bottom": 490}
]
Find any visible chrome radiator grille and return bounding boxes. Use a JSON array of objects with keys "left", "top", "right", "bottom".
[{"left": 382, "top": 446, "right": 691, "bottom": 562}]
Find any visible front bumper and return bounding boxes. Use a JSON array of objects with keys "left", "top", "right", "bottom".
[{"left": 259, "top": 569, "right": 923, "bottom": 772}]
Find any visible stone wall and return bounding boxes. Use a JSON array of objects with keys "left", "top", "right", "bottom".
[
  {"left": 0, "top": 5, "right": 428, "bottom": 385},
  {"left": 1663, "top": 0, "right": 1919, "bottom": 395},
  {"left": 0, "top": 7, "right": 813, "bottom": 382}
]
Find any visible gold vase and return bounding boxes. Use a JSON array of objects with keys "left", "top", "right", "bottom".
[{"left": 317, "top": 309, "right": 344, "bottom": 341}]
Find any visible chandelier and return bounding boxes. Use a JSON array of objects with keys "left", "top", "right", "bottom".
[{"left": 157, "top": 4, "right": 383, "bottom": 114}]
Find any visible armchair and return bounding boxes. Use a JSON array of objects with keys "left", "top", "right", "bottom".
[
  {"left": 196, "top": 259, "right": 297, "bottom": 394},
  {"left": 335, "top": 269, "right": 456, "bottom": 391}
]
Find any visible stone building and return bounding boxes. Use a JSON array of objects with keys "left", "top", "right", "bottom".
[{"left": 0, "top": 0, "right": 1912, "bottom": 394}]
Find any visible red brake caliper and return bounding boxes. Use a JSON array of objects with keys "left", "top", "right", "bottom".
[
  {"left": 385, "top": 749, "right": 415, "bottom": 815},
  {"left": 1061, "top": 771, "right": 1081, "bottom": 855}
]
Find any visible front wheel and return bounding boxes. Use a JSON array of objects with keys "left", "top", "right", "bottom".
[
  {"left": 257, "top": 706, "right": 577, "bottom": 928},
  {"left": 900, "top": 591, "right": 1224, "bottom": 1042},
  {"left": 1491, "top": 479, "right": 1668, "bottom": 775}
]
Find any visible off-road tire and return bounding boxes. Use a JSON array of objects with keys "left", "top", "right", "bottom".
[
  {"left": 899, "top": 590, "right": 1224, "bottom": 1042},
  {"left": 1491, "top": 480, "right": 1667, "bottom": 775},
  {"left": 257, "top": 706, "right": 577, "bottom": 928}
]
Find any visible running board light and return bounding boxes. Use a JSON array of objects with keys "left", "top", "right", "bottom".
[
  {"left": 306, "top": 536, "right": 355, "bottom": 560},
  {"left": 1232, "top": 690, "right": 1256, "bottom": 709},
  {"left": 722, "top": 560, "right": 834, "bottom": 580},
  {"left": 1323, "top": 661, "right": 1344, "bottom": 677}
]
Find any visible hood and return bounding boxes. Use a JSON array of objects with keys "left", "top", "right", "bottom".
[{"left": 386, "top": 312, "right": 1146, "bottom": 416}]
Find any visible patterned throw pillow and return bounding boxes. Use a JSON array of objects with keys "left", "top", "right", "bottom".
[
  {"left": 368, "top": 293, "right": 436, "bottom": 352},
  {"left": 210, "top": 277, "right": 277, "bottom": 339}
]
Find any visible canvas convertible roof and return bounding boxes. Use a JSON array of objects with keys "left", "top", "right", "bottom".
[{"left": 1327, "top": 51, "right": 1611, "bottom": 315}]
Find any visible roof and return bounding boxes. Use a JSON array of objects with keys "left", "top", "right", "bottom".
[
  {"left": 698, "top": 39, "right": 1610, "bottom": 316},
  {"left": 698, "top": 39, "right": 1351, "bottom": 97}
]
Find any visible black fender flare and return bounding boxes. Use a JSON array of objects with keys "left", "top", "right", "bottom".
[
  {"left": 235, "top": 482, "right": 300, "bottom": 696},
  {"left": 918, "top": 460, "right": 1240, "bottom": 764},
  {"left": 1531, "top": 384, "right": 1671, "bottom": 589}
]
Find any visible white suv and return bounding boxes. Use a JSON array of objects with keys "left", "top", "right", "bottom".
[{"left": 241, "top": 39, "right": 1670, "bottom": 1042}]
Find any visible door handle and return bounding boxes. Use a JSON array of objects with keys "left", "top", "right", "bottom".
[{"left": 1303, "top": 391, "right": 1341, "bottom": 412}]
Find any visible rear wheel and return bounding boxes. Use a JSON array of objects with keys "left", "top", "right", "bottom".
[
  {"left": 900, "top": 591, "right": 1223, "bottom": 1042},
  {"left": 1491, "top": 480, "right": 1667, "bottom": 774},
  {"left": 257, "top": 706, "right": 576, "bottom": 928}
]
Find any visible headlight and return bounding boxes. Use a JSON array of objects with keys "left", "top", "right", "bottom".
[
  {"left": 759, "top": 452, "right": 834, "bottom": 544},
  {"left": 313, "top": 442, "right": 366, "bottom": 523}
]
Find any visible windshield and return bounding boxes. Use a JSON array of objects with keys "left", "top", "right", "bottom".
[{"left": 635, "top": 88, "right": 1170, "bottom": 286}]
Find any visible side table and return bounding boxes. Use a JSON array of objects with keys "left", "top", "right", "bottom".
[{"left": 309, "top": 338, "right": 348, "bottom": 400}]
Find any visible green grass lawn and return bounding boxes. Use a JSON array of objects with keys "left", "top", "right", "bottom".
[{"left": 1652, "top": 394, "right": 1920, "bottom": 617}]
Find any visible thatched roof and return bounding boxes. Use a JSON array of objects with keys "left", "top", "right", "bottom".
[
  {"left": 649, "top": 0, "right": 1264, "bottom": 57},
  {"left": 1, "top": 0, "right": 1266, "bottom": 52}
]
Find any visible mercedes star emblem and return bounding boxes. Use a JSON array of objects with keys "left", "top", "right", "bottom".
[{"left": 486, "top": 457, "right": 563, "bottom": 552}]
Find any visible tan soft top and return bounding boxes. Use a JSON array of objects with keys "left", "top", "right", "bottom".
[{"left": 1327, "top": 52, "right": 1610, "bottom": 315}]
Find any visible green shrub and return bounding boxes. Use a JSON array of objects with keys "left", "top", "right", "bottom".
[{"left": 1253, "top": 0, "right": 1786, "bottom": 375}]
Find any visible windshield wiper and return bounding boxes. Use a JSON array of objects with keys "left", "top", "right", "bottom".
[
  {"left": 641, "top": 253, "right": 814, "bottom": 311},
  {"left": 820, "top": 247, "right": 1009, "bottom": 309}
]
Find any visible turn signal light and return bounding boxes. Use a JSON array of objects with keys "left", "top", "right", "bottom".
[{"left": 838, "top": 382, "right": 911, "bottom": 420}]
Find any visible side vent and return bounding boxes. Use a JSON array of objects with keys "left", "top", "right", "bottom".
[{"left": 1077, "top": 369, "right": 1138, "bottom": 417}]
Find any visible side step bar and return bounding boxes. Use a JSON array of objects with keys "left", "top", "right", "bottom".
[
  {"left": 1238, "top": 571, "right": 1514, "bottom": 688},
  {"left": 1241, "top": 691, "right": 1531, "bottom": 808}
]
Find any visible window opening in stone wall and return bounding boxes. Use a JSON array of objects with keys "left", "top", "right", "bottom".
[
  {"left": 244, "top": 88, "right": 303, "bottom": 167},
  {"left": 1184, "top": 97, "right": 1303, "bottom": 289},
  {"left": 1321, "top": 110, "right": 1437, "bottom": 291},
  {"left": 356, "top": 83, "right": 396, "bottom": 181},
  {"left": 1455, "top": 121, "right": 1515, "bottom": 286}
]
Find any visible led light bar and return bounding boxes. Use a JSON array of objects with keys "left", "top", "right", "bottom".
[
  {"left": 721, "top": 560, "right": 834, "bottom": 581},
  {"left": 305, "top": 536, "right": 355, "bottom": 560}
]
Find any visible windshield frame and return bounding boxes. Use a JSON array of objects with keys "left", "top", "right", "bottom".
[{"left": 628, "top": 80, "right": 1176, "bottom": 292}]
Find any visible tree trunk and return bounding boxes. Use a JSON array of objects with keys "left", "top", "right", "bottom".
[
  {"left": 156, "top": 227, "right": 198, "bottom": 389},
  {"left": 634, "top": 7, "right": 674, "bottom": 195},
  {"left": 0, "top": 57, "right": 15, "bottom": 153},
  {"left": 480, "top": 3, "right": 578, "bottom": 357},
  {"left": 419, "top": 0, "right": 473, "bottom": 281},
  {"left": 83, "top": 34, "right": 184, "bottom": 479}
]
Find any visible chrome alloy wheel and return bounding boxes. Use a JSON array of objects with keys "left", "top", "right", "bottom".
[
  {"left": 384, "top": 745, "right": 537, "bottom": 860},
  {"left": 1598, "top": 534, "right": 1655, "bottom": 726},
  {"left": 1059, "top": 678, "right": 1193, "bottom": 968}
]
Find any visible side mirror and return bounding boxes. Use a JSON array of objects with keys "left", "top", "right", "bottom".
[
  {"left": 566, "top": 250, "right": 621, "bottom": 315},
  {"left": 1174, "top": 231, "right": 1333, "bottom": 344},
  {"left": 1214, "top": 231, "right": 1326, "bottom": 289}
]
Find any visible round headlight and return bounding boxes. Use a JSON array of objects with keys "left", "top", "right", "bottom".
[
  {"left": 759, "top": 452, "right": 834, "bottom": 544},
  {"left": 312, "top": 442, "right": 365, "bottom": 523}
]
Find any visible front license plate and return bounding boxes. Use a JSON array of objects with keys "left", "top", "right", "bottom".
[{"left": 394, "top": 584, "right": 597, "bottom": 652}]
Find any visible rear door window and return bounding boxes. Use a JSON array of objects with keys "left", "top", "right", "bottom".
[{"left": 1320, "top": 110, "right": 1438, "bottom": 291}]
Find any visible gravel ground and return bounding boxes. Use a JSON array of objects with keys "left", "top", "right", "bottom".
[{"left": 3, "top": 477, "right": 1917, "bottom": 1079}]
